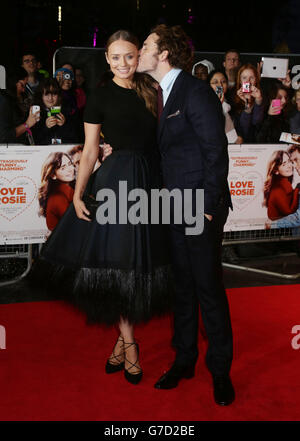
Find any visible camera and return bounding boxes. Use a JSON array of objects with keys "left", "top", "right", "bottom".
[
  {"left": 242, "top": 82, "right": 251, "bottom": 93},
  {"left": 53, "top": 68, "right": 74, "bottom": 83},
  {"left": 63, "top": 72, "right": 71, "bottom": 80}
]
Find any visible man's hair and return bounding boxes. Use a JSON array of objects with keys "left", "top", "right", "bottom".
[
  {"left": 223, "top": 49, "right": 240, "bottom": 61},
  {"left": 20, "top": 51, "right": 37, "bottom": 64},
  {"left": 288, "top": 144, "right": 300, "bottom": 155},
  {"left": 150, "top": 24, "right": 193, "bottom": 72}
]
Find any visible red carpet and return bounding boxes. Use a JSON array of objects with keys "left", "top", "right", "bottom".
[{"left": 0, "top": 285, "right": 300, "bottom": 421}]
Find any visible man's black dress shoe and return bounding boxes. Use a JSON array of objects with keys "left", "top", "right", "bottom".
[
  {"left": 213, "top": 375, "right": 235, "bottom": 406},
  {"left": 154, "top": 363, "right": 195, "bottom": 389}
]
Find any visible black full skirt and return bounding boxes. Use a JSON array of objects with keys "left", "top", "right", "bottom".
[{"left": 30, "top": 149, "right": 174, "bottom": 325}]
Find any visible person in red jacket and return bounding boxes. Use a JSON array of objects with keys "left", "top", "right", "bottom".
[
  {"left": 38, "top": 152, "right": 75, "bottom": 231},
  {"left": 263, "top": 150, "right": 299, "bottom": 220}
]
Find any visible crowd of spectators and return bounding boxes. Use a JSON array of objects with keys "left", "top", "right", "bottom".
[
  {"left": 193, "top": 49, "right": 300, "bottom": 145},
  {"left": 1, "top": 48, "right": 300, "bottom": 146},
  {"left": 0, "top": 51, "right": 86, "bottom": 145}
]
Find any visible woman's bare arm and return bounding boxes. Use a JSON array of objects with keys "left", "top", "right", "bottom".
[{"left": 73, "top": 122, "right": 101, "bottom": 221}]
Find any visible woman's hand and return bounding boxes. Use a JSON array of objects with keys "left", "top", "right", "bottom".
[
  {"left": 219, "top": 90, "right": 225, "bottom": 104},
  {"left": 256, "top": 61, "right": 263, "bottom": 80},
  {"left": 26, "top": 106, "right": 40, "bottom": 128},
  {"left": 46, "top": 116, "right": 57, "bottom": 128},
  {"left": 278, "top": 69, "right": 291, "bottom": 88},
  {"left": 56, "top": 113, "right": 66, "bottom": 126},
  {"left": 237, "top": 87, "right": 248, "bottom": 103},
  {"left": 237, "top": 87, "right": 253, "bottom": 106},
  {"left": 237, "top": 88, "right": 253, "bottom": 112},
  {"left": 250, "top": 85, "right": 262, "bottom": 104},
  {"left": 235, "top": 136, "right": 243, "bottom": 144},
  {"left": 268, "top": 101, "right": 281, "bottom": 116},
  {"left": 73, "top": 196, "right": 91, "bottom": 222}
]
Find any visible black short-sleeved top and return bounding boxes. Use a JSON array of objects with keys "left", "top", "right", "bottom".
[{"left": 83, "top": 80, "right": 157, "bottom": 152}]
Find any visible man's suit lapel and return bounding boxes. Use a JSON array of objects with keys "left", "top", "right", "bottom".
[{"left": 158, "top": 71, "right": 185, "bottom": 143}]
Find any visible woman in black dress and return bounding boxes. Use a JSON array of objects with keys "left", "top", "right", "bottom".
[{"left": 32, "top": 30, "right": 173, "bottom": 385}]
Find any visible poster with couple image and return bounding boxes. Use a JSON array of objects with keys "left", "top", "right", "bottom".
[
  {"left": 0, "top": 144, "right": 86, "bottom": 244},
  {"left": 226, "top": 143, "right": 300, "bottom": 231},
  {"left": 1, "top": 143, "right": 300, "bottom": 244}
]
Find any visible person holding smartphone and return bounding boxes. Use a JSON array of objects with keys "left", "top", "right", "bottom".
[
  {"left": 256, "top": 81, "right": 291, "bottom": 143},
  {"left": 0, "top": 66, "right": 40, "bottom": 144},
  {"left": 207, "top": 69, "right": 243, "bottom": 144},
  {"left": 31, "top": 78, "right": 82, "bottom": 144},
  {"left": 231, "top": 63, "right": 264, "bottom": 143}
]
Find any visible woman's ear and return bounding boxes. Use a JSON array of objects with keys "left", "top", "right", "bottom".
[{"left": 105, "top": 52, "right": 110, "bottom": 66}]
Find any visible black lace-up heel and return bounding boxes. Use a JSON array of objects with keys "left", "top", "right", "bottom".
[
  {"left": 123, "top": 342, "right": 143, "bottom": 385},
  {"left": 105, "top": 335, "right": 125, "bottom": 374}
]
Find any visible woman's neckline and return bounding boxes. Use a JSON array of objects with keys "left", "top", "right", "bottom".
[{"left": 111, "top": 78, "right": 134, "bottom": 91}]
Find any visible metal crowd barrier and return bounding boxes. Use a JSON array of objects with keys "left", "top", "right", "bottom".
[
  {"left": 222, "top": 228, "right": 300, "bottom": 279},
  {"left": 0, "top": 244, "right": 32, "bottom": 287},
  {"left": 0, "top": 230, "right": 299, "bottom": 287}
]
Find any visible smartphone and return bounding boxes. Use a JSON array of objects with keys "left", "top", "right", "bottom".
[
  {"left": 50, "top": 106, "right": 61, "bottom": 118},
  {"left": 32, "top": 105, "right": 40, "bottom": 114},
  {"left": 242, "top": 82, "right": 251, "bottom": 93},
  {"left": 271, "top": 99, "right": 281, "bottom": 114},
  {"left": 215, "top": 86, "right": 223, "bottom": 97}
]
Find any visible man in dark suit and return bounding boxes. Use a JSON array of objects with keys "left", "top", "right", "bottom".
[{"left": 137, "top": 24, "right": 235, "bottom": 405}]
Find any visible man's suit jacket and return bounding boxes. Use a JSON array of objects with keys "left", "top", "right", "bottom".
[{"left": 158, "top": 70, "right": 232, "bottom": 217}]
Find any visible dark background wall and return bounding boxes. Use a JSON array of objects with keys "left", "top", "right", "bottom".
[{"left": 1, "top": 0, "right": 300, "bottom": 72}]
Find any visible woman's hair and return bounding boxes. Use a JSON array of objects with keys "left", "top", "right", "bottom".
[
  {"left": 267, "top": 81, "right": 290, "bottom": 115},
  {"left": 150, "top": 24, "right": 193, "bottom": 72},
  {"left": 105, "top": 29, "right": 158, "bottom": 117},
  {"left": 68, "top": 144, "right": 84, "bottom": 156},
  {"left": 38, "top": 152, "right": 73, "bottom": 217},
  {"left": 33, "top": 78, "right": 61, "bottom": 108},
  {"left": 207, "top": 69, "right": 229, "bottom": 85},
  {"left": 61, "top": 62, "right": 75, "bottom": 72},
  {"left": 234, "top": 63, "right": 262, "bottom": 112},
  {"left": 263, "top": 150, "right": 292, "bottom": 206}
]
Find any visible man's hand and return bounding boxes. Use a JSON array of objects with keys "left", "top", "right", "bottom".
[
  {"left": 102, "top": 143, "right": 113, "bottom": 161},
  {"left": 205, "top": 214, "right": 213, "bottom": 221}
]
